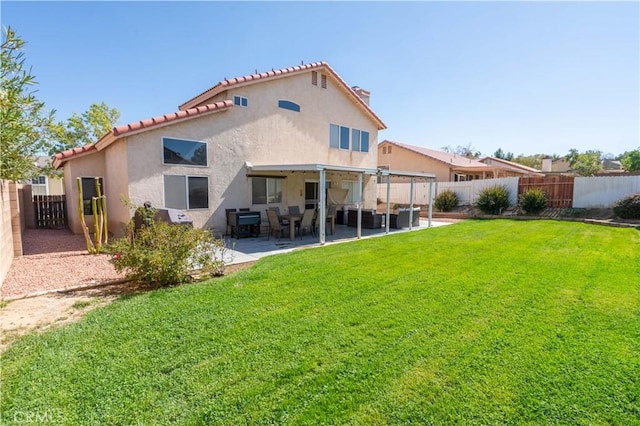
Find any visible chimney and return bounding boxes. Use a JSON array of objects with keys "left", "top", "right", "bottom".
[
  {"left": 542, "top": 157, "right": 552, "bottom": 172},
  {"left": 351, "top": 86, "right": 370, "bottom": 105}
]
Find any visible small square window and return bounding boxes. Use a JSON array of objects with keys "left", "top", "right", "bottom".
[{"left": 234, "top": 96, "right": 248, "bottom": 107}]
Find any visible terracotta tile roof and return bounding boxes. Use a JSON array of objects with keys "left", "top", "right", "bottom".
[
  {"left": 479, "top": 156, "right": 543, "bottom": 174},
  {"left": 53, "top": 144, "right": 97, "bottom": 164},
  {"left": 381, "top": 140, "right": 490, "bottom": 169},
  {"left": 53, "top": 100, "right": 233, "bottom": 168},
  {"left": 179, "top": 61, "right": 386, "bottom": 130},
  {"left": 111, "top": 100, "right": 233, "bottom": 137}
]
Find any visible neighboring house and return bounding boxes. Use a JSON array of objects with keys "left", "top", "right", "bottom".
[
  {"left": 379, "top": 140, "right": 498, "bottom": 182},
  {"left": 478, "top": 157, "right": 544, "bottom": 178},
  {"left": 30, "top": 156, "right": 64, "bottom": 196},
  {"left": 54, "top": 62, "right": 394, "bottom": 240}
]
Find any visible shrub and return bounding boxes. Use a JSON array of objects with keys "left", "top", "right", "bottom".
[
  {"left": 476, "top": 186, "right": 510, "bottom": 215},
  {"left": 612, "top": 193, "right": 640, "bottom": 219},
  {"left": 519, "top": 188, "right": 548, "bottom": 215},
  {"left": 434, "top": 190, "right": 458, "bottom": 212},
  {"left": 107, "top": 217, "right": 228, "bottom": 286}
]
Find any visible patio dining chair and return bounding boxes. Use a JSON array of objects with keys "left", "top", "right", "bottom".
[
  {"left": 296, "top": 209, "right": 315, "bottom": 238},
  {"left": 326, "top": 204, "right": 337, "bottom": 235},
  {"left": 266, "top": 209, "right": 285, "bottom": 240}
]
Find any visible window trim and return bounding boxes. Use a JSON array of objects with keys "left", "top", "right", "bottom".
[
  {"left": 163, "top": 174, "right": 210, "bottom": 210},
  {"left": 162, "top": 136, "right": 208, "bottom": 168},
  {"left": 251, "top": 177, "right": 283, "bottom": 206},
  {"left": 278, "top": 100, "right": 301, "bottom": 112},
  {"left": 79, "top": 176, "right": 105, "bottom": 216},
  {"left": 233, "top": 95, "right": 248, "bottom": 107}
]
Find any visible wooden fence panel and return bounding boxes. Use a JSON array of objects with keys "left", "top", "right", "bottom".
[
  {"left": 518, "top": 176, "right": 574, "bottom": 208},
  {"left": 33, "top": 195, "right": 67, "bottom": 229}
]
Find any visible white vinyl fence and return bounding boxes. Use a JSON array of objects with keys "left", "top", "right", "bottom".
[
  {"left": 377, "top": 175, "right": 640, "bottom": 208},
  {"left": 573, "top": 175, "right": 640, "bottom": 208},
  {"left": 436, "top": 178, "right": 519, "bottom": 206},
  {"left": 376, "top": 181, "right": 434, "bottom": 205},
  {"left": 376, "top": 177, "right": 518, "bottom": 206}
]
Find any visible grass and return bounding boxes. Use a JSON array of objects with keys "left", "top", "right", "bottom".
[{"left": 1, "top": 220, "right": 639, "bottom": 425}]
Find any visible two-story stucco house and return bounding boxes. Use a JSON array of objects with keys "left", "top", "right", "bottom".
[{"left": 54, "top": 62, "right": 393, "bottom": 242}]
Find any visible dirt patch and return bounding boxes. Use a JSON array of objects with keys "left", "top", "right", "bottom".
[{"left": 0, "top": 261, "right": 256, "bottom": 352}]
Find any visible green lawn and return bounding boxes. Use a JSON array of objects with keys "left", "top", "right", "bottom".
[{"left": 2, "top": 220, "right": 639, "bottom": 425}]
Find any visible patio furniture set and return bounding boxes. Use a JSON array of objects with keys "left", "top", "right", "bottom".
[{"left": 227, "top": 206, "right": 420, "bottom": 240}]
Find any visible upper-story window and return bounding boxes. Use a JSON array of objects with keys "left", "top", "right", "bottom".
[
  {"left": 312, "top": 71, "right": 318, "bottom": 86},
  {"left": 382, "top": 146, "right": 387, "bottom": 154},
  {"left": 329, "top": 124, "right": 369, "bottom": 152},
  {"left": 233, "top": 96, "right": 248, "bottom": 107},
  {"left": 321, "top": 74, "right": 327, "bottom": 89},
  {"left": 163, "top": 137, "right": 208, "bottom": 167},
  {"left": 278, "top": 100, "right": 300, "bottom": 112}
]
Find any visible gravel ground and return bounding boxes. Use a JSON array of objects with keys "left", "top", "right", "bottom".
[{"left": 1, "top": 229, "right": 125, "bottom": 299}]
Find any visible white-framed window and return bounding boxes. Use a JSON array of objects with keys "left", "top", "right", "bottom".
[
  {"left": 31, "top": 175, "right": 48, "bottom": 196},
  {"left": 163, "top": 137, "right": 207, "bottom": 167},
  {"left": 164, "top": 175, "right": 209, "bottom": 210},
  {"left": 80, "top": 177, "right": 104, "bottom": 215},
  {"left": 251, "top": 177, "right": 282, "bottom": 205},
  {"left": 329, "top": 124, "right": 369, "bottom": 152},
  {"left": 233, "top": 96, "right": 248, "bottom": 107}
]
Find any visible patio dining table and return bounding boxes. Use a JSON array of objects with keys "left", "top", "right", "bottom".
[{"left": 279, "top": 213, "right": 303, "bottom": 241}]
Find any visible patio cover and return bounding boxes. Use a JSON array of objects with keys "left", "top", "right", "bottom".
[{"left": 246, "top": 163, "right": 436, "bottom": 244}]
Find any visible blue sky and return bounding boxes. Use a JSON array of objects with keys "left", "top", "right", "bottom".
[{"left": 3, "top": 1, "right": 639, "bottom": 157}]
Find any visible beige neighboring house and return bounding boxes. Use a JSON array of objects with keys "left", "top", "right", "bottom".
[
  {"left": 53, "top": 62, "right": 396, "bottom": 241},
  {"left": 478, "top": 157, "right": 544, "bottom": 178},
  {"left": 30, "top": 156, "right": 65, "bottom": 196},
  {"left": 378, "top": 141, "right": 543, "bottom": 181}
]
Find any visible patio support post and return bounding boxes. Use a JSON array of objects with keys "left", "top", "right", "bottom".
[
  {"left": 357, "top": 172, "right": 363, "bottom": 239},
  {"left": 319, "top": 168, "right": 326, "bottom": 245},
  {"left": 385, "top": 173, "right": 391, "bottom": 234},
  {"left": 428, "top": 179, "right": 434, "bottom": 228},
  {"left": 409, "top": 177, "right": 415, "bottom": 230}
]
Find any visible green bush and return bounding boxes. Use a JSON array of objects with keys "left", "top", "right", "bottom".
[
  {"left": 476, "top": 186, "right": 511, "bottom": 215},
  {"left": 107, "top": 218, "right": 228, "bottom": 286},
  {"left": 519, "top": 188, "right": 548, "bottom": 215},
  {"left": 612, "top": 193, "right": 640, "bottom": 219},
  {"left": 434, "top": 190, "right": 458, "bottom": 212}
]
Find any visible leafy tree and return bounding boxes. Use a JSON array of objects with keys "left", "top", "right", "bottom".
[
  {"left": 441, "top": 142, "right": 481, "bottom": 158},
  {"left": 566, "top": 149, "right": 603, "bottom": 176},
  {"left": 511, "top": 154, "right": 546, "bottom": 169},
  {"left": 49, "top": 102, "right": 120, "bottom": 155},
  {"left": 0, "top": 27, "right": 55, "bottom": 181},
  {"left": 620, "top": 149, "right": 640, "bottom": 172},
  {"left": 493, "top": 148, "right": 514, "bottom": 161}
]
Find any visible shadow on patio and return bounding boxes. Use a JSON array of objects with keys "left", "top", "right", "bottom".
[{"left": 222, "top": 219, "right": 454, "bottom": 265}]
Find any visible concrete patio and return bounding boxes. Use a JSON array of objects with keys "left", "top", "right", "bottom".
[{"left": 221, "top": 219, "right": 454, "bottom": 265}]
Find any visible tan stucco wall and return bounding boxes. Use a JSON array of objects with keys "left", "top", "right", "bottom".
[
  {"left": 60, "top": 71, "right": 380, "bottom": 233},
  {"left": 63, "top": 152, "right": 107, "bottom": 235},
  {"left": 378, "top": 142, "right": 452, "bottom": 181},
  {"left": 104, "top": 139, "right": 130, "bottom": 236},
  {"left": 121, "top": 71, "right": 380, "bottom": 232},
  {"left": 48, "top": 177, "right": 65, "bottom": 195}
]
